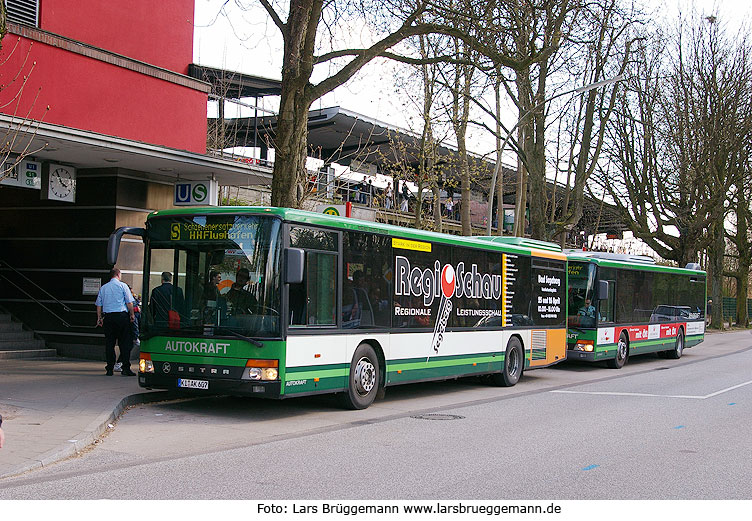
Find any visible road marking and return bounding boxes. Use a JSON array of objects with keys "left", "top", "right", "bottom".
[
  {"left": 582, "top": 465, "right": 599, "bottom": 471},
  {"left": 551, "top": 390, "right": 703, "bottom": 399},
  {"left": 674, "top": 425, "right": 685, "bottom": 429},
  {"left": 704, "top": 380, "right": 752, "bottom": 398},
  {"left": 551, "top": 379, "right": 752, "bottom": 400}
]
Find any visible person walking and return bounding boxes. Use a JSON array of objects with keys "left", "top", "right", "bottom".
[
  {"left": 95, "top": 268, "right": 136, "bottom": 376},
  {"left": 385, "top": 182, "right": 393, "bottom": 209},
  {"left": 400, "top": 181, "right": 410, "bottom": 212},
  {"left": 114, "top": 285, "right": 141, "bottom": 372},
  {"left": 359, "top": 176, "right": 368, "bottom": 204},
  {"left": 367, "top": 179, "right": 374, "bottom": 207}
]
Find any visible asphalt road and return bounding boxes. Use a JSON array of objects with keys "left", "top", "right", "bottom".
[{"left": 1, "top": 330, "right": 750, "bottom": 499}]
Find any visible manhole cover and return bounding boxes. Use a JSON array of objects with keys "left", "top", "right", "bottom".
[{"left": 411, "top": 413, "right": 465, "bottom": 421}]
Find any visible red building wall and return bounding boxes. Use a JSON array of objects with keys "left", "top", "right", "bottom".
[
  {"left": 0, "top": 0, "right": 208, "bottom": 153},
  {"left": 39, "top": 0, "right": 194, "bottom": 74},
  {"left": 0, "top": 34, "right": 208, "bottom": 153}
]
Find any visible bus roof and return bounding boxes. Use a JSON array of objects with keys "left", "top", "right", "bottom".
[
  {"left": 566, "top": 250, "right": 706, "bottom": 275},
  {"left": 148, "top": 206, "right": 566, "bottom": 260}
]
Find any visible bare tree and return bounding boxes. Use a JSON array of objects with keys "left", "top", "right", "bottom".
[
  {"left": 503, "top": 0, "right": 576, "bottom": 238},
  {"left": 1, "top": 31, "right": 49, "bottom": 184},
  {"left": 724, "top": 111, "right": 752, "bottom": 328},
  {"left": 599, "top": 14, "right": 752, "bottom": 328},
  {"left": 550, "top": 0, "right": 633, "bottom": 244},
  {"left": 243, "top": 0, "right": 568, "bottom": 209}
]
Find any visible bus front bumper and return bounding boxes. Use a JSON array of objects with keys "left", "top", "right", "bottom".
[
  {"left": 566, "top": 349, "right": 597, "bottom": 362},
  {"left": 138, "top": 373, "right": 282, "bottom": 398}
]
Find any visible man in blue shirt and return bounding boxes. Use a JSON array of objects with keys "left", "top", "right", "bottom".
[{"left": 96, "top": 268, "right": 136, "bottom": 376}]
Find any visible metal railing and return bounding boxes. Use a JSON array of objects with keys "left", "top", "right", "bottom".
[{"left": 0, "top": 259, "right": 97, "bottom": 329}]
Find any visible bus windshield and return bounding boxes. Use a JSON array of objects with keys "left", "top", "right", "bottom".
[
  {"left": 568, "top": 261, "right": 597, "bottom": 328},
  {"left": 143, "top": 215, "right": 282, "bottom": 339}
]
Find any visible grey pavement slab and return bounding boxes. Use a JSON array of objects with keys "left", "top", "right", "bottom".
[{"left": 0, "top": 357, "right": 173, "bottom": 479}]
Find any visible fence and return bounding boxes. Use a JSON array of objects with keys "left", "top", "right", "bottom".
[{"left": 720, "top": 297, "right": 752, "bottom": 320}]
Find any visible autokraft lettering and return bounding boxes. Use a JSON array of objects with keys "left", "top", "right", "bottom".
[
  {"left": 164, "top": 340, "right": 230, "bottom": 355},
  {"left": 286, "top": 379, "right": 308, "bottom": 387}
]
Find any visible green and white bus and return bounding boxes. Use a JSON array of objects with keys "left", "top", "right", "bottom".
[
  {"left": 565, "top": 251, "right": 706, "bottom": 368},
  {"left": 108, "top": 207, "right": 569, "bottom": 409}
]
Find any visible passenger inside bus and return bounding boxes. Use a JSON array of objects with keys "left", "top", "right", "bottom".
[
  {"left": 578, "top": 298, "right": 597, "bottom": 318},
  {"left": 226, "top": 268, "right": 258, "bottom": 315},
  {"left": 343, "top": 270, "right": 374, "bottom": 328}
]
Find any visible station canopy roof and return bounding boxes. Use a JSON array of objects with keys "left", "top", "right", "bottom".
[
  {"left": 200, "top": 67, "right": 626, "bottom": 235},
  {"left": 1, "top": 114, "right": 272, "bottom": 186},
  {"left": 188, "top": 65, "right": 282, "bottom": 99}
]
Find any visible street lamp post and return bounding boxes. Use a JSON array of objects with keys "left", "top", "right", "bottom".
[{"left": 485, "top": 74, "right": 626, "bottom": 236}]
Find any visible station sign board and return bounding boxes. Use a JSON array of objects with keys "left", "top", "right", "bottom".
[
  {"left": 174, "top": 180, "right": 218, "bottom": 206},
  {"left": 0, "top": 159, "right": 42, "bottom": 190}
]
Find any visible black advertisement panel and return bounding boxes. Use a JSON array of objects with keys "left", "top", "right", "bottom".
[{"left": 531, "top": 259, "right": 566, "bottom": 326}]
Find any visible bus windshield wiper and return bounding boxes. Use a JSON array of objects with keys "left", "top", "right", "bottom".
[{"left": 215, "top": 326, "right": 264, "bottom": 348}]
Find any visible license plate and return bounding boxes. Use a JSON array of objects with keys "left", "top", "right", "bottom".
[{"left": 177, "top": 378, "right": 209, "bottom": 390}]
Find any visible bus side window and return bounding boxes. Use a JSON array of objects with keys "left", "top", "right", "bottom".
[
  {"left": 288, "top": 226, "right": 338, "bottom": 327},
  {"left": 289, "top": 251, "right": 337, "bottom": 327},
  {"left": 599, "top": 279, "right": 616, "bottom": 323},
  {"left": 342, "top": 231, "right": 392, "bottom": 329}
]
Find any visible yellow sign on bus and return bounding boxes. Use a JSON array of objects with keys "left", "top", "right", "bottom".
[{"left": 392, "top": 238, "right": 432, "bottom": 252}]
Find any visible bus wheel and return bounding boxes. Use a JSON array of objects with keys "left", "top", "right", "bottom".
[
  {"left": 340, "top": 343, "right": 380, "bottom": 410},
  {"left": 492, "top": 337, "right": 523, "bottom": 387},
  {"left": 607, "top": 332, "right": 629, "bottom": 369},
  {"left": 666, "top": 329, "right": 684, "bottom": 360}
]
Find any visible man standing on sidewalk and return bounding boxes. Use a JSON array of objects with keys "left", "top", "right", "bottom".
[{"left": 95, "top": 268, "right": 136, "bottom": 376}]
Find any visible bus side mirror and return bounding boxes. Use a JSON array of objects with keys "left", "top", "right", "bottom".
[
  {"left": 285, "top": 248, "right": 305, "bottom": 285},
  {"left": 598, "top": 280, "right": 610, "bottom": 301},
  {"left": 107, "top": 227, "right": 145, "bottom": 265}
]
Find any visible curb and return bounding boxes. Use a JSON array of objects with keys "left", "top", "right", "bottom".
[{"left": 0, "top": 389, "right": 181, "bottom": 480}]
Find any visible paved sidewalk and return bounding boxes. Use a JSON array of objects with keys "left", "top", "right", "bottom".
[{"left": 0, "top": 358, "right": 173, "bottom": 479}]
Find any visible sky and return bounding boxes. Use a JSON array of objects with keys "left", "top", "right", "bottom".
[{"left": 192, "top": 0, "right": 752, "bottom": 161}]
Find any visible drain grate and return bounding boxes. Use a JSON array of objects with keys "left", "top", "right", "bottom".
[{"left": 411, "top": 413, "right": 465, "bottom": 421}]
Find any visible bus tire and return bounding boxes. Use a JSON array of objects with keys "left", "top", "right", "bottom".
[
  {"left": 666, "top": 329, "right": 684, "bottom": 360},
  {"left": 340, "top": 343, "right": 380, "bottom": 410},
  {"left": 607, "top": 332, "right": 629, "bottom": 369},
  {"left": 492, "top": 337, "right": 524, "bottom": 387}
]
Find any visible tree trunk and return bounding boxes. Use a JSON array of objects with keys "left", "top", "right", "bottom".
[
  {"left": 526, "top": 106, "right": 548, "bottom": 240},
  {"left": 494, "top": 72, "right": 504, "bottom": 236},
  {"left": 271, "top": 84, "right": 312, "bottom": 208},
  {"left": 459, "top": 142, "right": 471, "bottom": 236},
  {"left": 269, "top": 0, "right": 321, "bottom": 208},
  {"left": 513, "top": 142, "right": 527, "bottom": 237},
  {"left": 709, "top": 220, "right": 725, "bottom": 330},
  {"left": 432, "top": 183, "right": 442, "bottom": 232},
  {"left": 735, "top": 263, "right": 750, "bottom": 328}
]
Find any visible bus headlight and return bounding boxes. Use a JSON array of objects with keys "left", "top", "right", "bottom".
[
  {"left": 139, "top": 358, "right": 154, "bottom": 373},
  {"left": 246, "top": 359, "right": 279, "bottom": 381},
  {"left": 574, "top": 340, "right": 594, "bottom": 352}
]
